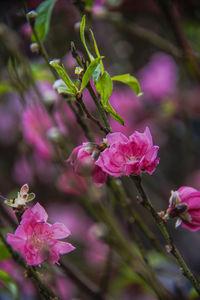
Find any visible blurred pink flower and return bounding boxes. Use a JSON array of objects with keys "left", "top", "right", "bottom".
[
  {"left": 7, "top": 203, "right": 75, "bottom": 265},
  {"left": 58, "top": 168, "right": 87, "bottom": 196},
  {"left": 167, "top": 187, "right": 200, "bottom": 231},
  {"left": 139, "top": 53, "right": 178, "bottom": 100},
  {"left": 0, "top": 95, "right": 22, "bottom": 145},
  {"left": 22, "top": 101, "right": 54, "bottom": 159},
  {"left": 95, "top": 127, "right": 160, "bottom": 177},
  {"left": 67, "top": 144, "right": 107, "bottom": 186},
  {"left": 48, "top": 204, "right": 92, "bottom": 242}
]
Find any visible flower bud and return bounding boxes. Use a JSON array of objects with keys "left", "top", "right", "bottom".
[
  {"left": 47, "top": 127, "right": 62, "bottom": 143},
  {"left": 166, "top": 186, "right": 200, "bottom": 231},
  {"left": 26, "top": 10, "right": 38, "bottom": 20},
  {"left": 30, "top": 42, "right": 39, "bottom": 54}
]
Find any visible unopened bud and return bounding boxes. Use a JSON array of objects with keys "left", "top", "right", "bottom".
[
  {"left": 74, "top": 22, "right": 81, "bottom": 32},
  {"left": 26, "top": 10, "right": 38, "bottom": 24},
  {"left": 42, "top": 90, "right": 56, "bottom": 105},
  {"left": 27, "top": 10, "right": 38, "bottom": 19},
  {"left": 90, "top": 223, "right": 108, "bottom": 241},
  {"left": 49, "top": 58, "right": 61, "bottom": 66},
  {"left": 47, "top": 127, "right": 62, "bottom": 143},
  {"left": 165, "top": 244, "right": 173, "bottom": 253},
  {"left": 75, "top": 66, "right": 84, "bottom": 76},
  {"left": 30, "top": 42, "right": 39, "bottom": 54}
]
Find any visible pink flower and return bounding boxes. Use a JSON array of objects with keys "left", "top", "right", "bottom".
[
  {"left": 67, "top": 144, "right": 107, "bottom": 187},
  {"left": 95, "top": 127, "right": 160, "bottom": 177},
  {"left": 139, "top": 53, "right": 178, "bottom": 100},
  {"left": 166, "top": 186, "right": 200, "bottom": 231},
  {"left": 22, "top": 101, "right": 54, "bottom": 159},
  {"left": 7, "top": 203, "right": 75, "bottom": 265}
]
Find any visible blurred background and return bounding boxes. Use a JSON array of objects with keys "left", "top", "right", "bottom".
[{"left": 1, "top": 0, "right": 200, "bottom": 299}]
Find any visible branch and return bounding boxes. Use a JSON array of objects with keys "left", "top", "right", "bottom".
[{"left": 132, "top": 175, "right": 200, "bottom": 295}]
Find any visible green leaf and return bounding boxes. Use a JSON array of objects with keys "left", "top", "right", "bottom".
[
  {"left": 90, "top": 29, "right": 104, "bottom": 74},
  {"left": 112, "top": 74, "right": 141, "bottom": 96},
  {"left": 80, "top": 15, "right": 94, "bottom": 62},
  {"left": 0, "top": 269, "right": 18, "bottom": 300},
  {"left": 96, "top": 71, "right": 124, "bottom": 125},
  {"left": 33, "top": 0, "right": 57, "bottom": 41},
  {"left": 50, "top": 61, "right": 78, "bottom": 95},
  {"left": 0, "top": 240, "right": 11, "bottom": 261},
  {"left": 80, "top": 57, "right": 103, "bottom": 92}
]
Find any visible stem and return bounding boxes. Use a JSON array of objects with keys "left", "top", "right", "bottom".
[
  {"left": 86, "top": 83, "right": 112, "bottom": 132},
  {"left": 71, "top": 42, "right": 112, "bottom": 132},
  {"left": 109, "top": 179, "right": 165, "bottom": 256},
  {"left": 60, "top": 260, "right": 104, "bottom": 300},
  {"left": 0, "top": 231, "right": 59, "bottom": 300},
  {"left": 68, "top": 100, "right": 94, "bottom": 141},
  {"left": 99, "top": 248, "right": 113, "bottom": 296},
  {"left": 132, "top": 175, "right": 200, "bottom": 295},
  {"left": 78, "top": 95, "right": 109, "bottom": 134}
]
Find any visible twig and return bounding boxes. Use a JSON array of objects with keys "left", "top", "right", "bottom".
[{"left": 77, "top": 95, "right": 110, "bottom": 134}]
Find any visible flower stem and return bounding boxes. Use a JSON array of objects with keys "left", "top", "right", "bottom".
[{"left": 132, "top": 175, "right": 200, "bottom": 295}]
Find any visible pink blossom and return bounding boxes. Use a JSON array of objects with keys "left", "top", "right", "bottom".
[
  {"left": 7, "top": 203, "right": 75, "bottom": 265},
  {"left": 167, "top": 186, "right": 200, "bottom": 232},
  {"left": 139, "top": 53, "right": 178, "bottom": 100},
  {"left": 95, "top": 127, "right": 160, "bottom": 177},
  {"left": 22, "top": 101, "right": 54, "bottom": 159},
  {"left": 67, "top": 144, "right": 107, "bottom": 186}
]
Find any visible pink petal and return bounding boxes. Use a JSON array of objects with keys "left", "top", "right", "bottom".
[
  {"left": 22, "top": 202, "right": 48, "bottom": 224},
  {"left": 54, "top": 241, "right": 76, "bottom": 254},
  {"left": 92, "top": 165, "right": 107, "bottom": 187},
  {"left": 7, "top": 234, "right": 25, "bottom": 252},
  {"left": 106, "top": 132, "right": 128, "bottom": 146},
  {"left": 177, "top": 186, "right": 198, "bottom": 202},
  {"left": 51, "top": 222, "right": 71, "bottom": 239}
]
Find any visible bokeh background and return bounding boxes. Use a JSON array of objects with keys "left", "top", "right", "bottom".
[{"left": 1, "top": 0, "right": 200, "bottom": 299}]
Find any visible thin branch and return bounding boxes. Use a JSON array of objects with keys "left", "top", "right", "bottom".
[{"left": 77, "top": 95, "right": 110, "bottom": 134}]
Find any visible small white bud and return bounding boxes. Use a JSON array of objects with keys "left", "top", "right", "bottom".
[{"left": 47, "top": 127, "right": 62, "bottom": 143}]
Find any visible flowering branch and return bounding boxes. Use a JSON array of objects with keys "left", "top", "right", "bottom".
[
  {"left": 0, "top": 231, "right": 59, "bottom": 300},
  {"left": 132, "top": 175, "right": 200, "bottom": 294}
]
